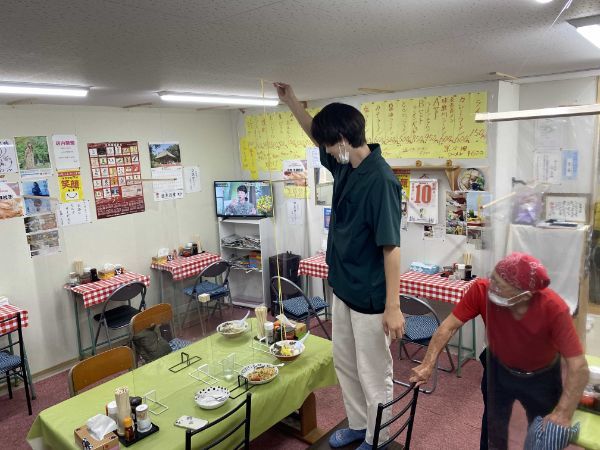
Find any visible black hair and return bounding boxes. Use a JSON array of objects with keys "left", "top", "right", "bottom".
[
  {"left": 311, "top": 103, "right": 366, "bottom": 148},
  {"left": 237, "top": 185, "right": 247, "bottom": 194}
]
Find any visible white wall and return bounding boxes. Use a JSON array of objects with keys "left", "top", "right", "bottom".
[{"left": 0, "top": 105, "right": 238, "bottom": 374}]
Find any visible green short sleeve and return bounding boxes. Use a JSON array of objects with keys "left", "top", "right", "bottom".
[{"left": 369, "top": 178, "right": 401, "bottom": 247}]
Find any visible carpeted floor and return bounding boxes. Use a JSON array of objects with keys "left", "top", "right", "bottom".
[{"left": 1, "top": 306, "right": 577, "bottom": 449}]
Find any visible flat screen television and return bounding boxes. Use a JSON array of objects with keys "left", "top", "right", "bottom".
[{"left": 214, "top": 181, "right": 274, "bottom": 218}]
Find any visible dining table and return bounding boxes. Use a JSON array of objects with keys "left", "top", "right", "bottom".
[
  {"left": 27, "top": 319, "right": 337, "bottom": 449},
  {"left": 572, "top": 354, "right": 600, "bottom": 450}
]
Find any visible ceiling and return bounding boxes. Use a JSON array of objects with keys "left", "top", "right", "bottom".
[{"left": 0, "top": 0, "right": 599, "bottom": 108}]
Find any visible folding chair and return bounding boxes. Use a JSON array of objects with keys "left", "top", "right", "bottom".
[
  {"left": 182, "top": 261, "right": 231, "bottom": 332},
  {"left": 270, "top": 276, "right": 330, "bottom": 340},
  {"left": 395, "top": 294, "right": 455, "bottom": 394},
  {"left": 93, "top": 282, "right": 147, "bottom": 349},
  {"left": 0, "top": 312, "right": 33, "bottom": 415},
  {"left": 130, "top": 303, "right": 190, "bottom": 367},
  {"left": 68, "top": 346, "right": 135, "bottom": 396},
  {"left": 372, "top": 383, "right": 420, "bottom": 450},
  {"left": 185, "top": 393, "right": 252, "bottom": 450}
]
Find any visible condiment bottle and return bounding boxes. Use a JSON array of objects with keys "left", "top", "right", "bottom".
[
  {"left": 264, "top": 322, "right": 274, "bottom": 344},
  {"left": 90, "top": 268, "right": 99, "bottom": 282},
  {"left": 123, "top": 417, "right": 135, "bottom": 442},
  {"left": 136, "top": 404, "right": 151, "bottom": 432},
  {"left": 106, "top": 400, "right": 118, "bottom": 425},
  {"left": 130, "top": 396, "right": 142, "bottom": 423}
]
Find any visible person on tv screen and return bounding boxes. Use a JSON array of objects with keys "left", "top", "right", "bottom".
[{"left": 224, "top": 185, "right": 257, "bottom": 216}]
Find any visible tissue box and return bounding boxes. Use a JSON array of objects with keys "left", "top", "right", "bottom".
[
  {"left": 74, "top": 426, "right": 120, "bottom": 450},
  {"left": 409, "top": 262, "right": 440, "bottom": 275}
]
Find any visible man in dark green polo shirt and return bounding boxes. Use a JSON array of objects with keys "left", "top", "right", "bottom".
[{"left": 276, "top": 83, "right": 404, "bottom": 450}]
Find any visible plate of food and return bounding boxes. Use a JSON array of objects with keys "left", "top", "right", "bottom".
[
  {"left": 194, "top": 386, "right": 230, "bottom": 410},
  {"left": 216, "top": 320, "right": 249, "bottom": 338},
  {"left": 240, "top": 363, "right": 279, "bottom": 385},
  {"left": 269, "top": 340, "right": 305, "bottom": 362}
]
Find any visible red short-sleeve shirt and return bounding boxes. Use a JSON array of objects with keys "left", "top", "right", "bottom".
[{"left": 452, "top": 279, "right": 583, "bottom": 372}]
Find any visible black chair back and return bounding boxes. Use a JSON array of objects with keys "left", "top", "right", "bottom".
[
  {"left": 185, "top": 393, "right": 252, "bottom": 450},
  {"left": 372, "top": 383, "right": 420, "bottom": 449},
  {"left": 192, "top": 261, "right": 231, "bottom": 292},
  {"left": 270, "top": 275, "right": 302, "bottom": 299},
  {"left": 100, "top": 281, "right": 147, "bottom": 315},
  {"left": 0, "top": 312, "right": 33, "bottom": 415},
  {"left": 400, "top": 294, "right": 440, "bottom": 323}
]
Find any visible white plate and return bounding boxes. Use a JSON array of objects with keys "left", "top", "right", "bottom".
[
  {"left": 194, "top": 386, "right": 230, "bottom": 410},
  {"left": 269, "top": 340, "right": 305, "bottom": 360},
  {"left": 239, "top": 363, "right": 279, "bottom": 385},
  {"left": 216, "top": 320, "right": 249, "bottom": 337}
]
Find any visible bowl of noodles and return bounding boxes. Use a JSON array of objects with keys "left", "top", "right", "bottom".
[
  {"left": 240, "top": 363, "right": 279, "bottom": 385},
  {"left": 269, "top": 340, "right": 305, "bottom": 362}
]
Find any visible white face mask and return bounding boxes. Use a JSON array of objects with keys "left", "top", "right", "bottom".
[
  {"left": 336, "top": 141, "right": 350, "bottom": 165},
  {"left": 488, "top": 290, "right": 530, "bottom": 308}
]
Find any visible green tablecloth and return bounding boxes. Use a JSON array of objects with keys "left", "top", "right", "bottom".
[
  {"left": 27, "top": 323, "right": 337, "bottom": 449},
  {"left": 572, "top": 355, "right": 600, "bottom": 450}
]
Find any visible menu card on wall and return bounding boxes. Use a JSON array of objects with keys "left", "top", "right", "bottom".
[
  {"left": 0, "top": 139, "right": 19, "bottom": 174},
  {"left": 52, "top": 134, "right": 80, "bottom": 169},
  {"left": 87, "top": 141, "right": 145, "bottom": 219},
  {"left": 58, "top": 200, "right": 92, "bottom": 227}
]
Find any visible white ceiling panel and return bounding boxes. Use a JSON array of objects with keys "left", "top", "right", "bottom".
[{"left": 0, "top": 0, "right": 598, "bottom": 107}]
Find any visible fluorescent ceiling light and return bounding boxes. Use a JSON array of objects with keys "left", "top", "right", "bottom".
[
  {"left": 0, "top": 83, "right": 88, "bottom": 97},
  {"left": 568, "top": 15, "right": 600, "bottom": 49},
  {"left": 535, "top": 0, "right": 553, "bottom": 4},
  {"left": 159, "top": 92, "right": 279, "bottom": 106}
]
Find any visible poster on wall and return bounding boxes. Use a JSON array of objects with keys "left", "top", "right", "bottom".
[
  {"left": 58, "top": 200, "right": 92, "bottom": 227},
  {"left": 445, "top": 191, "right": 467, "bottom": 235},
  {"left": 562, "top": 150, "right": 578, "bottom": 181},
  {"left": 24, "top": 213, "right": 57, "bottom": 234},
  {"left": 0, "top": 182, "right": 23, "bottom": 219},
  {"left": 21, "top": 179, "right": 54, "bottom": 216},
  {"left": 533, "top": 151, "right": 561, "bottom": 184},
  {"left": 0, "top": 139, "right": 19, "bottom": 174},
  {"left": 286, "top": 199, "right": 305, "bottom": 225},
  {"left": 14, "top": 136, "right": 52, "bottom": 178},
  {"left": 52, "top": 135, "right": 80, "bottom": 169},
  {"left": 423, "top": 224, "right": 445, "bottom": 241},
  {"left": 535, "top": 118, "right": 566, "bottom": 150},
  {"left": 407, "top": 179, "right": 438, "bottom": 224},
  {"left": 149, "top": 142, "right": 183, "bottom": 201},
  {"left": 27, "top": 229, "right": 60, "bottom": 257},
  {"left": 324, "top": 207, "right": 331, "bottom": 230},
  {"left": 184, "top": 166, "right": 201, "bottom": 193},
  {"left": 58, "top": 170, "right": 83, "bottom": 202},
  {"left": 88, "top": 141, "right": 145, "bottom": 219},
  {"left": 283, "top": 160, "right": 308, "bottom": 186},
  {"left": 466, "top": 192, "right": 491, "bottom": 226},
  {"left": 152, "top": 166, "right": 184, "bottom": 201}
]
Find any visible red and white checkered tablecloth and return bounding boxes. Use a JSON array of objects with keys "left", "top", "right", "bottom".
[
  {"left": 66, "top": 272, "right": 151, "bottom": 309},
  {"left": 0, "top": 304, "right": 29, "bottom": 335},
  {"left": 150, "top": 252, "right": 221, "bottom": 281},
  {"left": 298, "top": 253, "right": 329, "bottom": 279},
  {"left": 400, "top": 271, "right": 476, "bottom": 305}
]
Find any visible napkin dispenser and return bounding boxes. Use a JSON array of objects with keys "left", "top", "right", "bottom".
[{"left": 74, "top": 426, "right": 120, "bottom": 450}]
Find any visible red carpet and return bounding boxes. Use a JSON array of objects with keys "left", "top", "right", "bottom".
[{"left": 1, "top": 307, "right": 578, "bottom": 449}]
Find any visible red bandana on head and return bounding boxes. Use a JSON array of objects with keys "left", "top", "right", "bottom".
[{"left": 494, "top": 252, "right": 550, "bottom": 292}]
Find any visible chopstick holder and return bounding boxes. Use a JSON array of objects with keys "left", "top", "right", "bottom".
[{"left": 114, "top": 386, "right": 130, "bottom": 436}]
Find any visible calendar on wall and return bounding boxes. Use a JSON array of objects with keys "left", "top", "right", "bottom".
[
  {"left": 87, "top": 141, "right": 145, "bottom": 219},
  {"left": 408, "top": 179, "right": 438, "bottom": 224}
]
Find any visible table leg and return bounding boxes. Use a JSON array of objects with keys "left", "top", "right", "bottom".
[
  {"left": 457, "top": 326, "right": 464, "bottom": 378},
  {"left": 22, "top": 346, "right": 36, "bottom": 399},
  {"left": 158, "top": 270, "right": 164, "bottom": 303},
  {"left": 321, "top": 279, "right": 329, "bottom": 321},
  {"left": 71, "top": 291, "right": 84, "bottom": 361},
  {"left": 87, "top": 307, "right": 96, "bottom": 356},
  {"left": 172, "top": 278, "right": 181, "bottom": 334},
  {"left": 276, "top": 392, "right": 325, "bottom": 444},
  {"left": 455, "top": 319, "right": 477, "bottom": 378}
]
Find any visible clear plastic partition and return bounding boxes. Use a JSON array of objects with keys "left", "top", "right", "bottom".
[{"left": 482, "top": 114, "right": 597, "bottom": 449}]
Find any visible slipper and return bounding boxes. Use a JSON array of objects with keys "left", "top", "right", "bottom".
[
  {"left": 328, "top": 428, "right": 366, "bottom": 448},
  {"left": 356, "top": 441, "right": 388, "bottom": 450}
]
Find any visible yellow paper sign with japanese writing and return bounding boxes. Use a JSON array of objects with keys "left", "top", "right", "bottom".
[
  {"left": 58, "top": 170, "right": 83, "bottom": 203},
  {"left": 283, "top": 186, "right": 310, "bottom": 199},
  {"left": 363, "top": 92, "right": 487, "bottom": 159},
  {"left": 244, "top": 108, "right": 320, "bottom": 172}
]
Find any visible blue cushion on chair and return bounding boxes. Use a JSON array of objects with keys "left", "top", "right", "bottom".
[
  {"left": 183, "top": 281, "right": 229, "bottom": 299},
  {"left": 282, "top": 296, "right": 328, "bottom": 320},
  {"left": 404, "top": 315, "right": 438, "bottom": 341},
  {"left": 169, "top": 338, "right": 191, "bottom": 352},
  {"left": 0, "top": 351, "right": 21, "bottom": 374}
]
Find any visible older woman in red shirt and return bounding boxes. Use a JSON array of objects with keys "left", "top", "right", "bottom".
[{"left": 410, "top": 253, "right": 588, "bottom": 450}]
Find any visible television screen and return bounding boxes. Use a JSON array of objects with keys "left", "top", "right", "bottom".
[{"left": 214, "top": 181, "right": 273, "bottom": 218}]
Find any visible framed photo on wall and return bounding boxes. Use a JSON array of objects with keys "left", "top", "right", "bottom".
[{"left": 543, "top": 193, "right": 590, "bottom": 223}]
